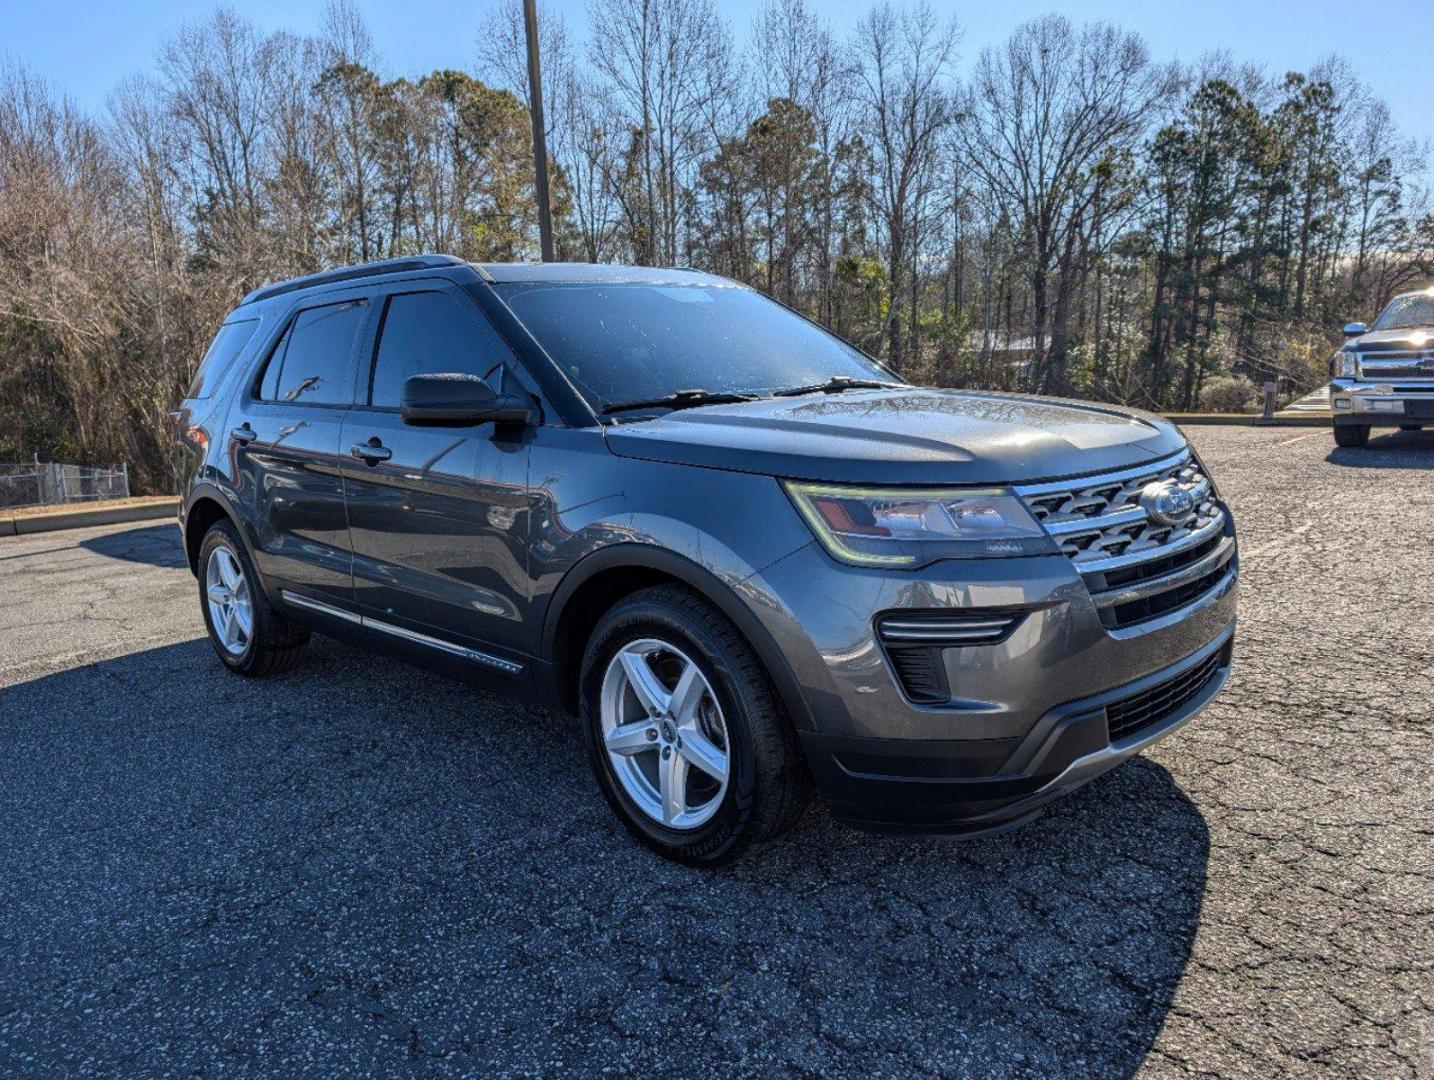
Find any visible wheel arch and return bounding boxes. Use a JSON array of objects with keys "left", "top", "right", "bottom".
[
  {"left": 182, "top": 485, "right": 249, "bottom": 576},
  {"left": 541, "top": 545, "right": 816, "bottom": 732}
]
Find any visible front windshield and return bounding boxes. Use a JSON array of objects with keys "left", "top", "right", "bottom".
[
  {"left": 495, "top": 281, "right": 899, "bottom": 411},
  {"left": 1372, "top": 292, "right": 1434, "bottom": 331}
]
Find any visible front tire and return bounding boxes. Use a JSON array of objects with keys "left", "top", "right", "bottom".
[
  {"left": 1334, "top": 423, "right": 1370, "bottom": 448},
  {"left": 198, "top": 519, "right": 309, "bottom": 676},
  {"left": 579, "top": 585, "right": 810, "bottom": 866}
]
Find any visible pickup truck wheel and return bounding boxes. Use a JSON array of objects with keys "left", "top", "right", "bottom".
[
  {"left": 579, "top": 585, "right": 810, "bottom": 866},
  {"left": 198, "top": 520, "right": 309, "bottom": 676},
  {"left": 1334, "top": 423, "right": 1370, "bottom": 447}
]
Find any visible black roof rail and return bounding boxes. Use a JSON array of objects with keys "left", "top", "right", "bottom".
[{"left": 238, "top": 254, "right": 468, "bottom": 306}]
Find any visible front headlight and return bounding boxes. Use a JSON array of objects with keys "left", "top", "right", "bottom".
[
  {"left": 1337, "top": 350, "right": 1358, "bottom": 377},
  {"left": 784, "top": 481, "right": 1056, "bottom": 568}
]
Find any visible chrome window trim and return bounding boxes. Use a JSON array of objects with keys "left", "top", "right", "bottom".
[{"left": 279, "top": 590, "right": 524, "bottom": 674}]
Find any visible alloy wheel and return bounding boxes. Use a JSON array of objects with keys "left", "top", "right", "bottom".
[
  {"left": 205, "top": 546, "right": 253, "bottom": 656},
  {"left": 599, "top": 638, "right": 731, "bottom": 830}
]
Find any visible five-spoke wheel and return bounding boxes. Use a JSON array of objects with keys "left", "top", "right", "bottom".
[
  {"left": 197, "top": 519, "right": 309, "bottom": 676},
  {"left": 205, "top": 546, "right": 253, "bottom": 656},
  {"left": 580, "top": 585, "right": 810, "bottom": 865},
  {"left": 600, "top": 639, "right": 731, "bottom": 830}
]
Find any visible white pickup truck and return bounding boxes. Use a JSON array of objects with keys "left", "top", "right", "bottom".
[{"left": 1330, "top": 287, "right": 1434, "bottom": 447}]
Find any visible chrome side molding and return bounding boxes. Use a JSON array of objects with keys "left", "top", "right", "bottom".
[{"left": 279, "top": 590, "right": 524, "bottom": 675}]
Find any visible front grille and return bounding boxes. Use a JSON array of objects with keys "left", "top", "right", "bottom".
[
  {"left": 1017, "top": 452, "right": 1223, "bottom": 569},
  {"left": 1105, "top": 562, "right": 1230, "bottom": 628},
  {"left": 1358, "top": 350, "right": 1434, "bottom": 381},
  {"left": 876, "top": 609, "right": 1025, "bottom": 704},
  {"left": 1017, "top": 451, "right": 1232, "bottom": 627},
  {"left": 1101, "top": 531, "right": 1221, "bottom": 591},
  {"left": 1106, "top": 645, "right": 1227, "bottom": 743}
]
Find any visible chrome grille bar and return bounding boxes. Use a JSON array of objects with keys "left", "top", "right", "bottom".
[
  {"left": 1014, "top": 449, "right": 1233, "bottom": 627},
  {"left": 1358, "top": 348, "right": 1434, "bottom": 381}
]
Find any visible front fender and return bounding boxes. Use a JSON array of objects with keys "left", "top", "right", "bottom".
[{"left": 539, "top": 540, "right": 819, "bottom": 732}]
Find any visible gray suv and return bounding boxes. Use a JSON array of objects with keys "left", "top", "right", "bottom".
[{"left": 175, "top": 256, "right": 1238, "bottom": 864}]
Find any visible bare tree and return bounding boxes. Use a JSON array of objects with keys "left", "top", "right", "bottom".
[
  {"left": 960, "top": 15, "right": 1171, "bottom": 393},
  {"left": 588, "top": 0, "right": 737, "bottom": 265},
  {"left": 851, "top": 2, "right": 957, "bottom": 369}
]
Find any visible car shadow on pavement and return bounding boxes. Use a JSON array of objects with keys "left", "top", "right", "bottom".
[
  {"left": 77, "top": 522, "right": 189, "bottom": 568},
  {"left": 1327, "top": 429, "right": 1434, "bottom": 468},
  {"left": 0, "top": 635, "right": 1209, "bottom": 1078}
]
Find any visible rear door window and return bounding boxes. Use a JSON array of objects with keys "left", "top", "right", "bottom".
[
  {"left": 366, "top": 291, "right": 511, "bottom": 408},
  {"left": 188, "top": 319, "right": 259, "bottom": 399},
  {"left": 258, "top": 300, "right": 368, "bottom": 406}
]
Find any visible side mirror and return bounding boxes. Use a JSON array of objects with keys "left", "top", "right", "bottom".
[
  {"left": 1342, "top": 322, "right": 1368, "bottom": 337},
  {"left": 400, "top": 373, "right": 533, "bottom": 426}
]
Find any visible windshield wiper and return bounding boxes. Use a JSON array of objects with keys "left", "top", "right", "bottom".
[
  {"left": 600, "top": 388, "right": 760, "bottom": 416},
  {"left": 772, "top": 375, "right": 902, "bottom": 397}
]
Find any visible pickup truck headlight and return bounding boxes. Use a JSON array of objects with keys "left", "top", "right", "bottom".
[
  {"left": 784, "top": 481, "right": 1056, "bottom": 567},
  {"left": 1337, "top": 351, "right": 1358, "bottom": 377}
]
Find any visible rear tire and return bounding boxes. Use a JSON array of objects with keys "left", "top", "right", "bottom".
[
  {"left": 198, "top": 519, "right": 309, "bottom": 676},
  {"left": 1334, "top": 424, "right": 1370, "bottom": 448},
  {"left": 579, "top": 585, "right": 810, "bottom": 866}
]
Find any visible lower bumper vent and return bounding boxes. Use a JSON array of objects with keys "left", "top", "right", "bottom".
[{"left": 1105, "top": 644, "right": 1228, "bottom": 743}]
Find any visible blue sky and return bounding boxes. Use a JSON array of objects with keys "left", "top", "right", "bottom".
[{"left": 6, "top": 0, "right": 1434, "bottom": 146}]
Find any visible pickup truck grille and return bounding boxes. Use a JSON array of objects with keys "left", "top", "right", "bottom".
[
  {"left": 1357, "top": 349, "right": 1434, "bottom": 381},
  {"left": 1016, "top": 451, "right": 1234, "bottom": 630}
]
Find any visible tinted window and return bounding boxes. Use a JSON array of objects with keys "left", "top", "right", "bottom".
[
  {"left": 188, "top": 319, "right": 258, "bottom": 399},
  {"left": 368, "top": 291, "right": 508, "bottom": 407},
  {"left": 260, "top": 300, "right": 367, "bottom": 405},
  {"left": 496, "top": 282, "right": 896, "bottom": 409}
]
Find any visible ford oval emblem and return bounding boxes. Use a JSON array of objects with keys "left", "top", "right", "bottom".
[{"left": 1140, "top": 480, "right": 1196, "bottom": 527}]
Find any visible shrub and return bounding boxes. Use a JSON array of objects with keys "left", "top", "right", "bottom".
[{"left": 1199, "top": 374, "right": 1260, "bottom": 413}]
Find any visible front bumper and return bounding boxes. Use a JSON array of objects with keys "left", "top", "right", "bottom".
[
  {"left": 1329, "top": 379, "right": 1434, "bottom": 426},
  {"left": 799, "top": 625, "right": 1233, "bottom": 834},
  {"left": 742, "top": 507, "right": 1239, "bottom": 834}
]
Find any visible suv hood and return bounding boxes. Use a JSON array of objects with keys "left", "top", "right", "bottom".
[{"left": 604, "top": 388, "right": 1184, "bottom": 485}]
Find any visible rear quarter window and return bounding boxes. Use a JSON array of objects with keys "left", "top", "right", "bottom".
[{"left": 187, "top": 318, "right": 259, "bottom": 399}]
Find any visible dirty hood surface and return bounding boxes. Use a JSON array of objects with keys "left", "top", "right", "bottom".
[{"left": 605, "top": 388, "right": 1185, "bottom": 486}]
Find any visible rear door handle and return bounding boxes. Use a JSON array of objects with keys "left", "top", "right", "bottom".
[
  {"left": 231, "top": 426, "right": 257, "bottom": 444},
  {"left": 350, "top": 441, "right": 392, "bottom": 464}
]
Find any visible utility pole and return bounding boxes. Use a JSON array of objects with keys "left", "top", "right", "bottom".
[{"left": 523, "top": 0, "right": 555, "bottom": 262}]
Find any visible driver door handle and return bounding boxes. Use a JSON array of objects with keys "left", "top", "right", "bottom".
[{"left": 350, "top": 440, "right": 392, "bottom": 464}]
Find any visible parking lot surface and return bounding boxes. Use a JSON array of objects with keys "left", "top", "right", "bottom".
[{"left": 1, "top": 424, "right": 1430, "bottom": 1078}]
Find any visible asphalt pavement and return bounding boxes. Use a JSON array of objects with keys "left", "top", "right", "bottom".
[{"left": 0, "top": 424, "right": 1430, "bottom": 1078}]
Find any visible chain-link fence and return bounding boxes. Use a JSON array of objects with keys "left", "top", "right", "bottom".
[{"left": 0, "top": 460, "right": 131, "bottom": 509}]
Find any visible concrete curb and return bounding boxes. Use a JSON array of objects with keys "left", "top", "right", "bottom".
[
  {"left": 1162, "top": 413, "right": 1332, "bottom": 427},
  {"left": 1, "top": 498, "right": 178, "bottom": 537}
]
